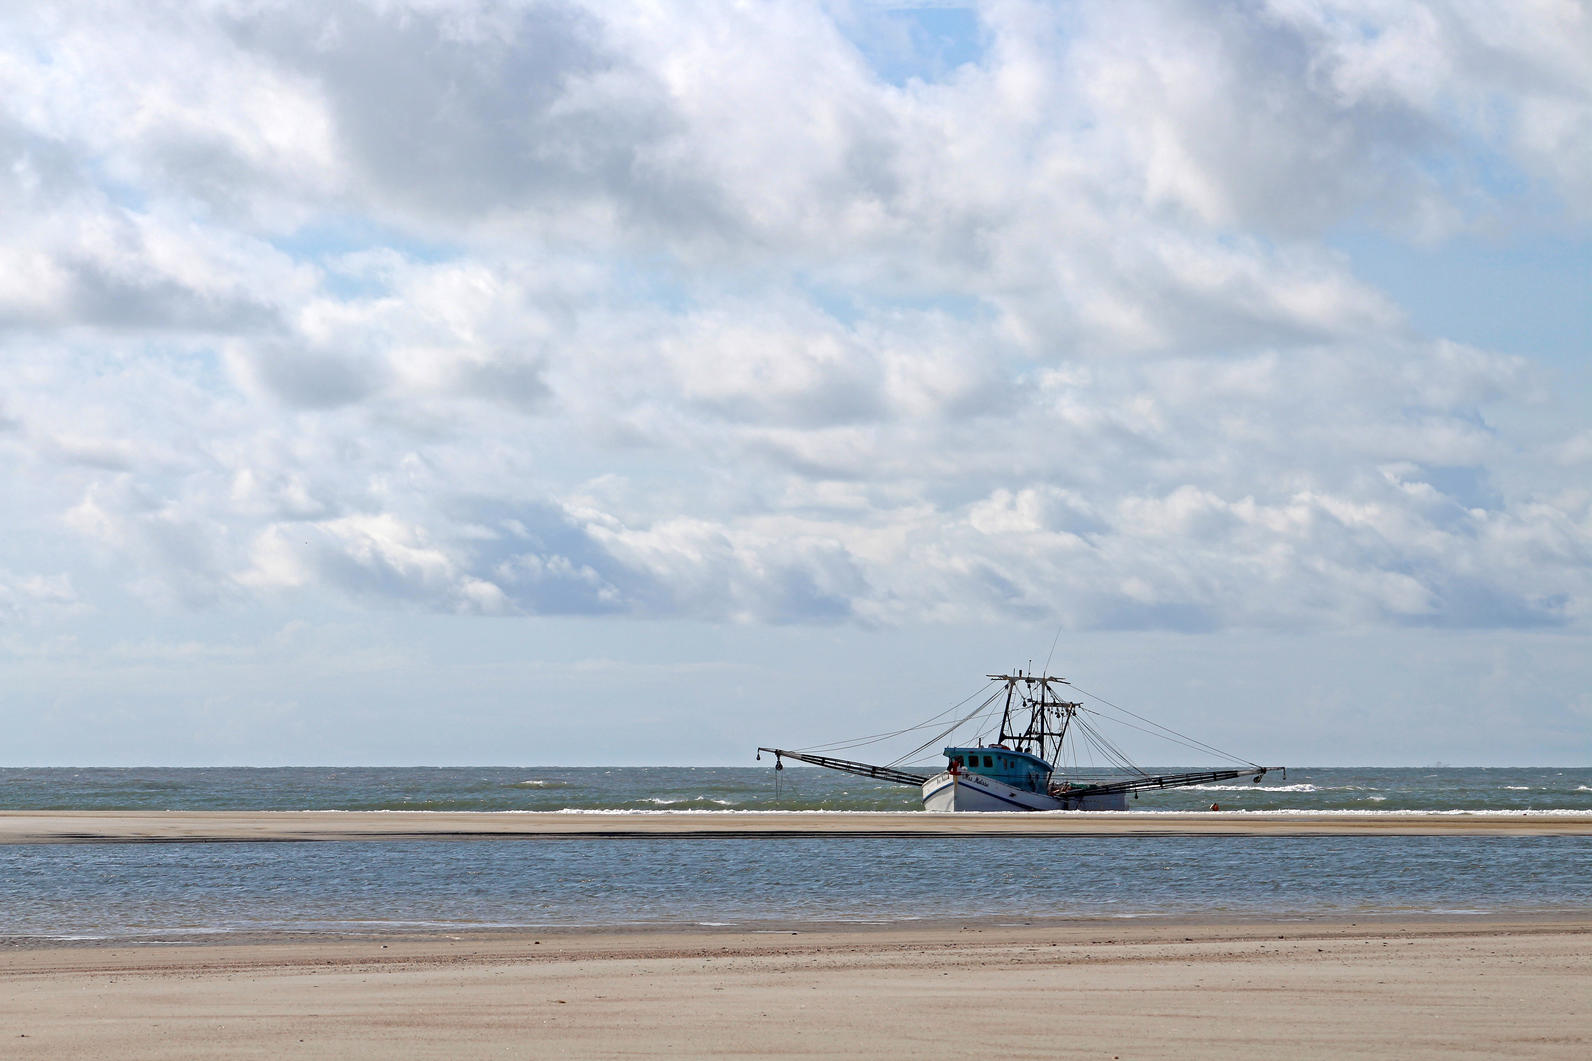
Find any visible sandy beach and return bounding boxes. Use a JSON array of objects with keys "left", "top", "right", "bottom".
[
  {"left": 3, "top": 809, "right": 1590, "bottom": 843},
  {"left": 1, "top": 916, "right": 1587, "bottom": 1059},
  {"left": 7, "top": 809, "right": 1586, "bottom": 1056}
]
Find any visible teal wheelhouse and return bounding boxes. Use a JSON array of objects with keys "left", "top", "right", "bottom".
[{"left": 944, "top": 747, "right": 1052, "bottom": 792}]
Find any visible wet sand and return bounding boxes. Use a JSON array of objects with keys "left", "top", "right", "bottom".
[
  {"left": 1, "top": 809, "right": 1589, "bottom": 843},
  {"left": 2, "top": 916, "right": 1587, "bottom": 1058}
]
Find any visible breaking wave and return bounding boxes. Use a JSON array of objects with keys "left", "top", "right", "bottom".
[{"left": 1191, "top": 783, "right": 1320, "bottom": 793}]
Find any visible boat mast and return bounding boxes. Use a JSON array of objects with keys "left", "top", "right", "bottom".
[
  {"left": 989, "top": 671, "right": 1080, "bottom": 765},
  {"left": 980, "top": 669, "right": 1069, "bottom": 761}
]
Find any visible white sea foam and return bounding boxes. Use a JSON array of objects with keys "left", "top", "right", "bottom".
[
  {"left": 1191, "top": 783, "right": 1319, "bottom": 792},
  {"left": 636, "top": 797, "right": 738, "bottom": 807},
  {"left": 1181, "top": 808, "right": 1591, "bottom": 817},
  {"left": 540, "top": 806, "right": 1592, "bottom": 817},
  {"left": 553, "top": 808, "right": 900, "bottom": 814}
]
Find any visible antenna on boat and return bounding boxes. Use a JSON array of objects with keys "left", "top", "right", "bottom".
[{"left": 1042, "top": 623, "right": 1063, "bottom": 677}]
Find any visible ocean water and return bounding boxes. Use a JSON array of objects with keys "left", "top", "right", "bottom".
[
  {"left": 3, "top": 765, "right": 1591, "bottom": 813},
  {"left": 1, "top": 835, "right": 1588, "bottom": 943},
  {"left": 2, "top": 767, "right": 1588, "bottom": 943}
]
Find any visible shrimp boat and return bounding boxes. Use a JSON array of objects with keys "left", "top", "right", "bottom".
[{"left": 759, "top": 670, "right": 1280, "bottom": 811}]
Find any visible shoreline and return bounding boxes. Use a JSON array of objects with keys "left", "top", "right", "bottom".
[
  {"left": 2, "top": 808, "right": 1590, "bottom": 843},
  {"left": 4, "top": 914, "right": 1588, "bottom": 1058},
  {"left": 4, "top": 907, "right": 1589, "bottom": 953}
]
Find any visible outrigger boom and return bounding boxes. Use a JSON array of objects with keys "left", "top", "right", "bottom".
[
  {"left": 758, "top": 747, "right": 1275, "bottom": 800},
  {"left": 757, "top": 748, "right": 929, "bottom": 786},
  {"left": 1046, "top": 766, "right": 1280, "bottom": 800}
]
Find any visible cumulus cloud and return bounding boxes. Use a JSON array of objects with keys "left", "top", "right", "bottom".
[
  {"left": 0, "top": 0, "right": 1587, "bottom": 636},
  {"left": 0, "top": 571, "right": 84, "bottom": 625}
]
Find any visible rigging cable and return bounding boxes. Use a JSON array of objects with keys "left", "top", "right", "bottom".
[
  {"left": 1069, "top": 685, "right": 1259, "bottom": 768},
  {"left": 794, "top": 682, "right": 999, "bottom": 754},
  {"left": 779, "top": 674, "right": 1261, "bottom": 777},
  {"left": 886, "top": 687, "right": 1007, "bottom": 767},
  {"left": 1076, "top": 707, "right": 1254, "bottom": 767},
  {"left": 1069, "top": 714, "right": 1151, "bottom": 776}
]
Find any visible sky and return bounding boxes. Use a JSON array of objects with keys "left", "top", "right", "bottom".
[{"left": 1, "top": 0, "right": 1589, "bottom": 767}]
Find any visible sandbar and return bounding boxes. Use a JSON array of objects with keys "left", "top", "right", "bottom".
[
  {"left": 2, "top": 915, "right": 1587, "bottom": 1058},
  {"left": 1, "top": 809, "right": 1589, "bottom": 844}
]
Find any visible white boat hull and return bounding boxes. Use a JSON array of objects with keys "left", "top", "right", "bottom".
[{"left": 920, "top": 771, "right": 1128, "bottom": 812}]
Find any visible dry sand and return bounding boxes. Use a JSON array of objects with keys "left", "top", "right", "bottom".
[
  {"left": 3, "top": 809, "right": 1590, "bottom": 843},
  {"left": 1, "top": 916, "right": 1587, "bottom": 1059}
]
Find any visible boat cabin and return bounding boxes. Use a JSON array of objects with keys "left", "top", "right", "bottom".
[{"left": 945, "top": 746, "right": 1052, "bottom": 794}]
